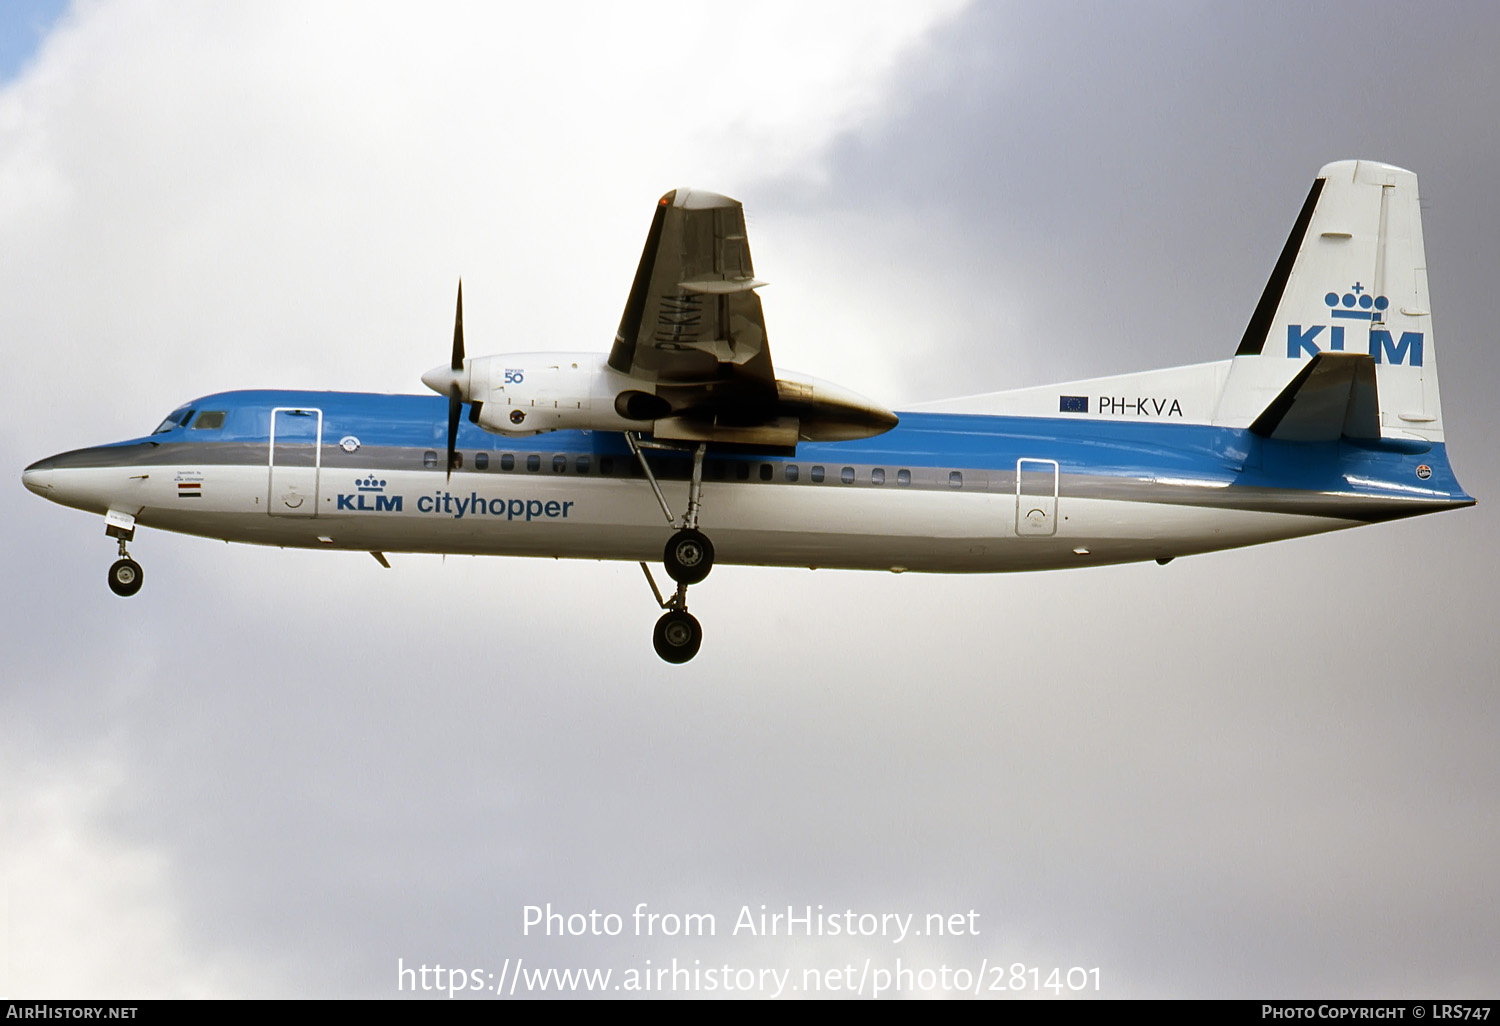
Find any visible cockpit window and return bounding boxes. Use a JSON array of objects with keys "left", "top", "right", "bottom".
[
  {"left": 153, "top": 409, "right": 196, "bottom": 434},
  {"left": 191, "top": 411, "right": 226, "bottom": 430}
]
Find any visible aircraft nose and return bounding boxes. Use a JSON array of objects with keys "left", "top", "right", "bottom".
[{"left": 22, "top": 455, "right": 60, "bottom": 496}]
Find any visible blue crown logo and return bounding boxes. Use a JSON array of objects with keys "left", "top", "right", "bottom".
[
  {"left": 1324, "top": 282, "right": 1389, "bottom": 321},
  {"left": 356, "top": 476, "right": 386, "bottom": 492}
]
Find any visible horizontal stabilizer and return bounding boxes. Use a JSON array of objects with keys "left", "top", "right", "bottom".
[{"left": 1249, "top": 352, "right": 1379, "bottom": 441}]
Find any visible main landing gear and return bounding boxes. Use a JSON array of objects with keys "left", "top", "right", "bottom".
[{"left": 628, "top": 434, "right": 715, "bottom": 663}]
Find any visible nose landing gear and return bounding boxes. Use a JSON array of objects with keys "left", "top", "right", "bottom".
[{"left": 104, "top": 510, "right": 142, "bottom": 597}]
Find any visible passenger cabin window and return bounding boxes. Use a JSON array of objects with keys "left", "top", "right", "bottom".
[
  {"left": 871, "top": 468, "right": 886, "bottom": 485},
  {"left": 526, "top": 454, "right": 541, "bottom": 472},
  {"left": 735, "top": 463, "right": 751, "bottom": 481},
  {"left": 552, "top": 455, "right": 567, "bottom": 473},
  {"left": 949, "top": 471, "right": 963, "bottom": 488},
  {"left": 191, "top": 411, "right": 226, "bottom": 430},
  {"left": 759, "top": 463, "right": 773, "bottom": 481},
  {"left": 501, "top": 453, "right": 515, "bottom": 471},
  {"left": 474, "top": 452, "right": 489, "bottom": 470},
  {"left": 423, "top": 450, "right": 438, "bottom": 468},
  {"left": 840, "top": 467, "right": 855, "bottom": 484},
  {"left": 576, "top": 456, "right": 590, "bottom": 474},
  {"left": 600, "top": 457, "right": 615, "bottom": 475},
  {"left": 449, "top": 451, "right": 463, "bottom": 470},
  {"left": 897, "top": 469, "right": 911, "bottom": 486},
  {"left": 785, "top": 465, "right": 799, "bottom": 482},
  {"left": 811, "top": 466, "right": 825, "bottom": 483}
]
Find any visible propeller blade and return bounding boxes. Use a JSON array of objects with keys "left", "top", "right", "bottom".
[
  {"left": 452, "top": 280, "right": 465, "bottom": 371},
  {"left": 447, "top": 279, "right": 464, "bottom": 481},
  {"left": 446, "top": 388, "right": 461, "bottom": 482}
]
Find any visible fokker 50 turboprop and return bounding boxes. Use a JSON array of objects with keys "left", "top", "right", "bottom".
[{"left": 22, "top": 161, "right": 1474, "bottom": 661}]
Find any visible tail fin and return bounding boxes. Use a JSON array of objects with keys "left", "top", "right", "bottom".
[{"left": 1215, "top": 160, "right": 1444, "bottom": 443}]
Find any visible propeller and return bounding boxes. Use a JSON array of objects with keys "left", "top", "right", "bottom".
[{"left": 421, "top": 281, "right": 467, "bottom": 481}]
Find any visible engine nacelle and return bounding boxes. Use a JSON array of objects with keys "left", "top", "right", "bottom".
[
  {"left": 466, "top": 352, "right": 654, "bottom": 435},
  {"left": 435, "top": 350, "right": 898, "bottom": 444}
]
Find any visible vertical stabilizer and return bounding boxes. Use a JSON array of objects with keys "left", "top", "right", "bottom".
[{"left": 1215, "top": 161, "right": 1444, "bottom": 442}]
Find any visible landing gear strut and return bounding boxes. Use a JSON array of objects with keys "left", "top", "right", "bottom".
[{"left": 629, "top": 435, "right": 713, "bottom": 662}]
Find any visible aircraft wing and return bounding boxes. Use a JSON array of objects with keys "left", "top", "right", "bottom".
[
  {"left": 609, "top": 189, "right": 777, "bottom": 398},
  {"left": 598, "top": 188, "right": 894, "bottom": 448}
]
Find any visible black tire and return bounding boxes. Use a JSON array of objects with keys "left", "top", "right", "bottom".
[
  {"left": 663, "top": 528, "right": 714, "bottom": 585},
  {"left": 652, "top": 610, "right": 702, "bottom": 663},
  {"left": 108, "top": 558, "right": 143, "bottom": 597}
]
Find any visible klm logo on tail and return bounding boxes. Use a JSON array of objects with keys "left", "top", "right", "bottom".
[{"left": 1286, "top": 283, "right": 1423, "bottom": 365}]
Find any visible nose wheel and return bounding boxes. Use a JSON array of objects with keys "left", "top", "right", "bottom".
[{"left": 108, "top": 557, "right": 144, "bottom": 597}]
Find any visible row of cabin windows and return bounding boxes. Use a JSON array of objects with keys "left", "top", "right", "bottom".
[{"left": 422, "top": 450, "right": 964, "bottom": 488}]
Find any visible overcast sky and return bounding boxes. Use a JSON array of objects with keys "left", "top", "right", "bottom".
[{"left": 3, "top": 0, "right": 1498, "bottom": 1000}]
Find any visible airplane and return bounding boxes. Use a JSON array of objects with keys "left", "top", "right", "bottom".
[{"left": 21, "top": 160, "right": 1474, "bottom": 662}]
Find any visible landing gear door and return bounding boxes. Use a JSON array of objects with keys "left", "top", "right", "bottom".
[
  {"left": 268, "top": 407, "right": 322, "bottom": 517},
  {"left": 1016, "top": 458, "right": 1058, "bottom": 536}
]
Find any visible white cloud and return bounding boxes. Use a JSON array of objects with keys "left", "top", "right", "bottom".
[{"left": 1, "top": 0, "right": 968, "bottom": 453}]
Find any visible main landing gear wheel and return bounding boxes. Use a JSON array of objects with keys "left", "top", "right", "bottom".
[
  {"left": 108, "top": 558, "right": 143, "bottom": 597},
  {"left": 664, "top": 528, "right": 714, "bottom": 585},
  {"left": 653, "top": 610, "right": 703, "bottom": 664}
]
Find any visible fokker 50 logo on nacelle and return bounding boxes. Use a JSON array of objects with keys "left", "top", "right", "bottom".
[
  {"left": 337, "top": 476, "right": 403, "bottom": 512},
  {"left": 1286, "top": 283, "right": 1423, "bottom": 366}
]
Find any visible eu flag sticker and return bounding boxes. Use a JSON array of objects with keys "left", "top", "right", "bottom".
[{"left": 1059, "top": 395, "right": 1089, "bottom": 413}]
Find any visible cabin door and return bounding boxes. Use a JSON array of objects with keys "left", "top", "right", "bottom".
[
  {"left": 1015, "top": 458, "right": 1058, "bottom": 536},
  {"left": 268, "top": 407, "right": 323, "bottom": 517}
]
